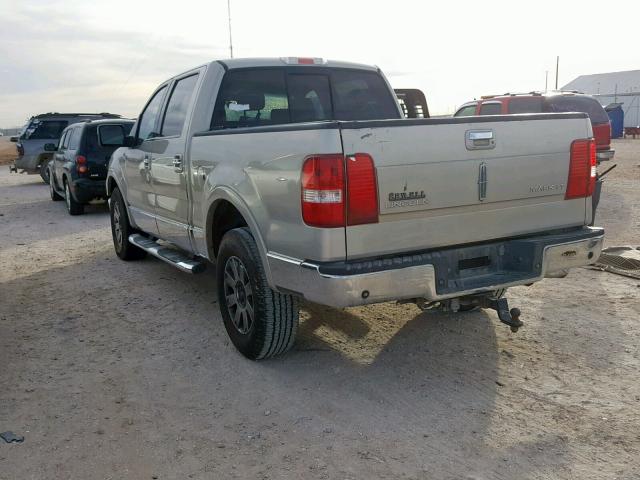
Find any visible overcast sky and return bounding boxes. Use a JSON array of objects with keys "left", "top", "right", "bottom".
[{"left": 1, "top": 0, "right": 639, "bottom": 127}]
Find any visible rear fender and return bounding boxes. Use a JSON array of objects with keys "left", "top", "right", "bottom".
[{"left": 205, "top": 187, "right": 274, "bottom": 288}]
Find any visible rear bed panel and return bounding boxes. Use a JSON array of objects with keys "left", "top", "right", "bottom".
[{"left": 340, "top": 114, "right": 592, "bottom": 260}]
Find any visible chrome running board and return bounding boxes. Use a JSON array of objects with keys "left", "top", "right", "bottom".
[{"left": 128, "top": 234, "right": 206, "bottom": 274}]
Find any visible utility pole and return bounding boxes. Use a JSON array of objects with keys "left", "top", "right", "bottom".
[
  {"left": 555, "top": 56, "right": 559, "bottom": 90},
  {"left": 545, "top": 70, "right": 548, "bottom": 92},
  {"left": 227, "top": 0, "right": 234, "bottom": 58}
]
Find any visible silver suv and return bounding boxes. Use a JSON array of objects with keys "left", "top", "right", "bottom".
[{"left": 10, "top": 112, "right": 122, "bottom": 182}]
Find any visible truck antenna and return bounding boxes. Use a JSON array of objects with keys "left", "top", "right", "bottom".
[{"left": 227, "top": 0, "right": 234, "bottom": 58}]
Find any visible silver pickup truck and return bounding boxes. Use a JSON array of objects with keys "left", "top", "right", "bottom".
[{"left": 107, "top": 57, "right": 604, "bottom": 359}]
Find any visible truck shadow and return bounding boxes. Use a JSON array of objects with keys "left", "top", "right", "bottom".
[{"left": 0, "top": 253, "right": 580, "bottom": 478}]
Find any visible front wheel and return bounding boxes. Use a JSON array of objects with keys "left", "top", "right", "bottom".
[
  {"left": 109, "top": 187, "right": 147, "bottom": 261},
  {"left": 217, "top": 228, "right": 299, "bottom": 360}
]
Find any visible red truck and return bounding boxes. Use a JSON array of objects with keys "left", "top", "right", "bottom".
[{"left": 454, "top": 92, "right": 614, "bottom": 163}]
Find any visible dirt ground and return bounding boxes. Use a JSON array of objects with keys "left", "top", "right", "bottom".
[
  {"left": 0, "top": 137, "right": 638, "bottom": 480},
  {"left": 0, "top": 137, "right": 17, "bottom": 166}
]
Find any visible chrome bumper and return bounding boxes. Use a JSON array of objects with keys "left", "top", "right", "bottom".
[
  {"left": 596, "top": 149, "right": 615, "bottom": 161},
  {"left": 267, "top": 227, "right": 604, "bottom": 308}
]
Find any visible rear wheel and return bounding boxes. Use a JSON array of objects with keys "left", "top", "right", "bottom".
[
  {"left": 49, "top": 171, "right": 62, "bottom": 201},
  {"left": 217, "top": 228, "right": 299, "bottom": 360},
  {"left": 40, "top": 164, "right": 50, "bottom": 184},
  {"left": 109, "top": 187, "right": 146, "bottom": 261},
  {"left": 64, "top": 180, "right": 84, "bottom": 215}
]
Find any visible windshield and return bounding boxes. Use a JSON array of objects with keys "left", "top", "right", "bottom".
[{"left": 24, "top": 120, "right": 69, "bottom": 140}]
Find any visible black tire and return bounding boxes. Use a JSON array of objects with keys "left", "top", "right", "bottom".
[
  {"left": 64, "top": 180, "right": 84, "bottom": 215},
  {"left": 217, "top": 227, "right": 299, "bottom": 360},
  {"left": 40, "top": 164, "right": 50, "bottom": 184},
  {"left": 109, "top": 187, "right": 146, "bottom": 261},
  {"left": 49, "top": 171, "right": 63, "bottom": 201}
]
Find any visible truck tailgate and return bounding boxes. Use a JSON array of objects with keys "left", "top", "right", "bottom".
[{"left": 340, "top": 114, "right": 592, "bottom": 260}]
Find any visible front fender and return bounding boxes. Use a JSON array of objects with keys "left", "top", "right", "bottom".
[{"left": 205, "top": 186, "right": 275, "bottom": 288}]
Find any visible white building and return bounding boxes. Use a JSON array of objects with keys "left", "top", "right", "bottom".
[{"left": 562, "top": 70, "right": 640, "bottom": 127}]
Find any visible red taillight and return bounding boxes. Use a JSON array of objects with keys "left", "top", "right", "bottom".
[
  {"left": 565, "top": 139, "right": 596, "bottom": 199},
  {"left": 301, "top": 154, "right": 345, "bottom": 227},
  {"left": 301, "top": 153, "right": 379, "bottom": 227},
  {"left": 76, "top": 155, "right": 88, "bottom": 174},
  {"left": 592, "top": 122, "right": 611, "bottom": 149},
  {"left": 346, "top": 153, "right": 378, "bottom": 225}
]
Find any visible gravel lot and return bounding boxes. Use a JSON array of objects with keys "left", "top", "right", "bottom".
[{"left": 0, "top": 137, "right": 638, "bottom": 479}]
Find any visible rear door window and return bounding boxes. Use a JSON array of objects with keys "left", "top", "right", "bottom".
[
  {"left": 58, "top": 130, "right": 69, "bottom": 150},
  {"left": 331, "top": 70, "right": 399, "bottom": 120},
  {"left": 544, "top": 96, "right": 609, "bottom": 124},
  {"left": 63, "top": 129, "right": 72, "bottom": 149},
  {"left": 455, "top": 104, "right": 478, "bottom": 117},
  {"left": 138, "top": 86, "right": 168, "bottom": 140},
  {"left": 508, "top": 97, "right": 543, "bottom": 114},
  {"left": 161, "top": 74, "right": 199, "bottom": 137},
  {"left": 479, "top": 103, "right": 502, "bottom": 115}
]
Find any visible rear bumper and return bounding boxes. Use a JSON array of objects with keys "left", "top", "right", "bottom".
[
  {"left": 71, "top": 178, "right": 106, "bottom": 203},
  {"left": 267, "top": 227, "right": 604, "bottom": 307},
  {"left": 596, "top": 149, "right": 615, "bottom": 161},
  {"left": 14, "top": 154, "right": 40, "bottom": 172}
]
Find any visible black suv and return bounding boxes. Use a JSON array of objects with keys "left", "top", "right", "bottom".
[{"left": 47, "top": 119, "right": 135, "bottom": 215}]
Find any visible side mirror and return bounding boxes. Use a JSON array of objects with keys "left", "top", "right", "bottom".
[
  {"left": 122, "top": 136, "right": 136, "bottom": 148},
  {"left": 44, "top": 143, "right": 58, "bottom": 152},
  {"left": 10, "top": 136, "right": 18, "bottom": 143}
]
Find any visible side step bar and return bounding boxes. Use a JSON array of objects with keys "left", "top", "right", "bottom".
[{"left": 128, "top": 234, "right": 206, "bottom": 274}]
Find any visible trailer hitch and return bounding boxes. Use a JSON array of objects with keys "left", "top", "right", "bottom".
[{"left": 480, "top": 297, "right": 523, "bottom": 332}]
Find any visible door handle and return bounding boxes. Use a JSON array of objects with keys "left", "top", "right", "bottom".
[
  {"left": 465, "top": 130, "right": 495, "bottom": 150},
  {"left": 173, "top": 154, "right": 183, "bottom": 172}
]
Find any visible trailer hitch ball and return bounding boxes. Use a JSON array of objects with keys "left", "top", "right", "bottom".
[{"left": 509, "top": 308, "right": 522, "bottom": 333}]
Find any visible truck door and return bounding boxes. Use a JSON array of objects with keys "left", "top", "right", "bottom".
[
  {"left": 149, "top": 71, "right": 201, "bottom": 252},
  {"left": 124, "top": 84, "right": 168, "bottom": 235}
]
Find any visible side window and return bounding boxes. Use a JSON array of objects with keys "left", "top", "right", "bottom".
[
  {"left": 161, "top": 74, "right": 199, "bottom": 137},
  {"left": 508, "top": 97, "right": 543, "bottom": 114},
  {"left": 99, "top": 125, "right": 126, "bottom": 146},
  {"left": 479, "top": 103, "right": 502, "bottom": 115},
  {"left": 58, "top": 130, "right": 69, "bottom": 150},
  {"left": 212, "top": 70, "right": 288, "bottom": 129},
  {"left": 63, "top": 129, "right": 72, "bottom": 149},
  {"left": 68, "top": 127, "right": 82, "bottom": 150},
  {"left": 287, "top": 74, "right": 332, "bottom": 123},
  {"left": 455, "top": 105, "right": 477, "bottom": 117},
  {"left": 138, "top": 86, "right": 167, "bottom": 141}
]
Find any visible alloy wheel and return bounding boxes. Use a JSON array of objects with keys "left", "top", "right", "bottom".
[{"left": 223, "top": 256, "right": 254, "bottom": 334}]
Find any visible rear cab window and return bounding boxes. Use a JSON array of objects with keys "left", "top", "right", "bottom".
[
  {"left": 211, "top": 67, "right": 400, "bottom": 129},
  {"left": 544, "top": 96, "right": 609, "bottom": 124},
  {"left": 479, "top": 102, "right": 502, "bottom": 115}
]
